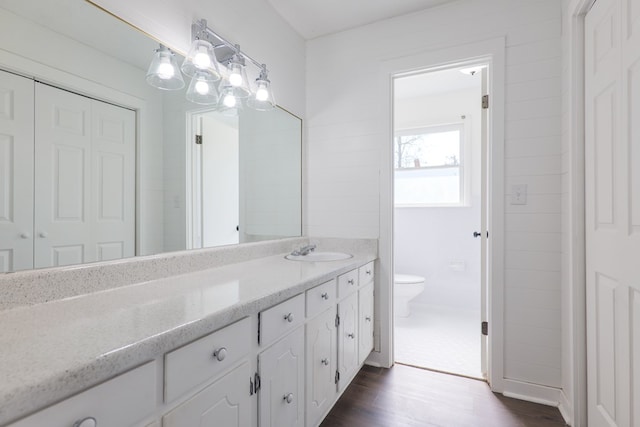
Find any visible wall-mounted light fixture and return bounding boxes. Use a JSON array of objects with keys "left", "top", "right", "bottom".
[
  {"left": 146, "top": 19, "right": 276, "bottom": 112},
  {"left": 146, "top": 44, "right": 185, "bottom": 90}
]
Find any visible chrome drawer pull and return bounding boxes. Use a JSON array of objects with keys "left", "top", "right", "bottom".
[
  {"left": 284, "top": 313, "right": 294, "bottom": 323},
  {"left": 73, "top": 418, "right": 97, "bottom": 427},
  {"left": 365, "top": 316, "right": 371, "bottom": 322},
  {"left": 321, "top": 293, "right": 329, "bottom": 300},
  {"left": 347, "top": 279, "right": 354, "bottom": 285},
  {"left": 321, "top": 358, "right": 329, "bottom": 366},
  {"left": 366, "top": 270, "right": 372, "bottom": 275},
  {"left": 213, "top": 347, "right": 227, "bottom": 362},
  {"left": 284, "top": 393, "right": 294, "bottom": 404},
  {"left": 347, "top": 333, "right": 355, "bottom": 339}
]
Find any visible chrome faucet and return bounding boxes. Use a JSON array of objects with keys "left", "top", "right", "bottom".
[{"left": 291, "top": 244, "right": 317, "bottom": 256}]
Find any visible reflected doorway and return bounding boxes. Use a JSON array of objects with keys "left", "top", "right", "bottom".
[{"left": 188, "top": 110, "right": 240, "bottom": 249}]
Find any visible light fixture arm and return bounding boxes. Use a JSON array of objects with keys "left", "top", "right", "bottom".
[{"left": 192, "top": 19, "right": 264, "bottom": 69}]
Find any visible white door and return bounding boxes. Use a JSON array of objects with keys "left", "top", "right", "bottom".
[
  {"left": 358, "top": 283, "right": 374, "bottom": 365},
  {"left": 34, "top": 83, "right": 135, "bottom": 268},
  {"left": 91, "top": 99, "right": 135, "bottom": 261},
  {"left": 338, "top": 292, "right": 359, "bottom": 391},
  {"left": 585, "top": 0, "right": 639, "bottom": 425},
  {"left": 35, "top": 83, "right": 92, "bottom": 268},
  {"left": 163, "top": 360, "right": 252, "bottom": 427},
  {"left": 201, "top": 113, "right": 239, "bottom": 247},
  {"left": 0, "top": 70, "right": 34, "bottom": 272},
  {"left": 305, "top": 306, "right": 337, "bottom": 427},
  {"left": 259, "top": 327, "right": 304, "bottom": 427}
]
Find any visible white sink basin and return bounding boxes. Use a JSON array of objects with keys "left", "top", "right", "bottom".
[{"left": 285, "top": 251, "right": 353, "bottom": 262}]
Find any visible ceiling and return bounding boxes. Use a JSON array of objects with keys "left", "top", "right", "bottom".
[
  {"left": 394, "top": 66, "right": 481, "bottom": 100},
  {"left": 267, "top": 0, "right": 459, "bottom": 39}
]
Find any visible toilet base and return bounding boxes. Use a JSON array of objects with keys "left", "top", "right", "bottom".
[{"left": 394, "top": 299, "right": 412, "bottom": 318}]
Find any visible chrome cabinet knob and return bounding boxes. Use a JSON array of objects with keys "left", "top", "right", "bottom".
[
  {"left": 38, "top": 231, "right": 48, "bottom": 238},
  {"left": 284, "top": 393, "right": 294, "bottom": 404},
  {"left": 321, "top": 293, "right": 329, "bottom": 300},
  {"left": 366, "top": 270, "right": 372, "bottom": 275},
  {"left": 365, "top": 316, "right": 372, "bottom": 322},
  {"left": 213, "top": 347, "right": 227, "bottom": 362},
  {"left": 20, "top": 232, "right": 30, "bottom": 239},
  {"left": 321, "top": 358, "right": 329, "bottom": 366},
  {"left": 347, "top": 333, "right": 355, "bottom": 339},
  {"left": 73, "top": 417, "right": 97, "bottom": 427},
  {"left": 347, "top": 279, "right": 354, "bottom": 285},
  {"left": 284, "top": 313, "right": 294, "bottom": 323}
]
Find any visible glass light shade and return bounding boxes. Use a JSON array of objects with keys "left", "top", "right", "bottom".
[
  {"left": 146, "top": 46, "right": 184, "bottom": 90},
  {"left": 216, "top": 85, "right": 244, "bottom": 116},
  {"left": 181, "top": 39, "right": 221, "bottom": 81},
  {"left": 186, "top": 72, "right": 219, "bottom": 105},
  {"left": 223, "top": 58, "right": 251, "bottom": 98},
  {"left": 247, "top": 77, "right": 276, "bottom": 111}
]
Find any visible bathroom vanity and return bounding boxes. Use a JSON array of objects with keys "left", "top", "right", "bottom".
[{"left": 0, "top": 238, "right": 377, "bottom": 427}]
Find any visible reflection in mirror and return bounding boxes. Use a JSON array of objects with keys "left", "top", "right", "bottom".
[{"left": 0, "top": 0, "right": 301, "bottom": 272}]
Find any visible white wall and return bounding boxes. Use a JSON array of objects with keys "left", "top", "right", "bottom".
[
  {"left": 394, "top": 87, "right": 482, "bottom": 310},
  {"left": 88, "top": 0, "right": 306, "bottom": 117},
  {"left": 306, "top": 0, "right": 563, "bottom": 393}
]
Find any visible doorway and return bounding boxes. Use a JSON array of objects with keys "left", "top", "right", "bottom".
[
  {"left": 187, "top": 110, "right": 240, "bottom": 249},
  {"left": 392, "top": 64, "right": 488, "bottom": 379}
]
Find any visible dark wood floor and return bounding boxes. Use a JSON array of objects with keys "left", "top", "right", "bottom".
[{"left": 320, "top": 364, "right": 567, "bottom": 427}]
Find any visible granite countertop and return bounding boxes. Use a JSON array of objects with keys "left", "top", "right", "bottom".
[{"left": 0, "top": 250, "right": 375, "bottom": 425}]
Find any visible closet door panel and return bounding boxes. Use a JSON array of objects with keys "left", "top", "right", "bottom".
[
  {"left": 91, "top": 100, "right": 135, "bottom": 261},
  {"left": 34, "top": 83, "right": 92, "bottom": 268},
  {"left": 0, "top": 70, "right": 34, "bottom": 272}
]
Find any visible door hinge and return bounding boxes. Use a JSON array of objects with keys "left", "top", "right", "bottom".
[
  {"left": 195, "top": 134, "right": 203, "bottom": 145},
  {"left": 335, "top": 314, "right": 340, "bottom": 328},
  {"left": 481, "top": 321, "right": 488, "bottom": 336},
  {"left": 335, "top": 370, "right": 340, "bottom": 384},
  {"left": 482, "top": 95, "right": 489, "bottom": 109},
  {"left": 250, "top": 376, "right": 254, "bottom": 395},
  {"left": 254, "top": 372, "right": 261, "bottom": 393},
  {"left": 257, "top": 313, "right": 261, "bottom": 344}
]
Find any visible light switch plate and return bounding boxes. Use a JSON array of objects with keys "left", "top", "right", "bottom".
[{"left": 511, "top": 184, "right": 527, "bottom": 205}]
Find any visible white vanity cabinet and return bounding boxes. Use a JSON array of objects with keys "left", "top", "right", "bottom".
[
  {"left": 305, "top": 305, "right": 337, "bottom": 427},
  {"left": 258, "top": 327, "right": 305, "bottom": 427},
  {"left": 163, "top": 360, "right": 253, "bottom": 427},
  {"left": 337, "top": 291, "right": 359, "bottom": 391},
  {"left": 8, "top": 361, "right": 157, "bottom": 427},
  {"left": 358, "top": 282, "right": 374, "bottom": 365}
]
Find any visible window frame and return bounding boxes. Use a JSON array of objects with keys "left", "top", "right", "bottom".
[{"left": 393, "top": 122, "right": 470, "bottom": 208}]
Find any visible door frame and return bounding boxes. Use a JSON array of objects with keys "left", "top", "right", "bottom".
[
  {"left": 563, "top": 0, "right": 592, "bottom": 425},
  {"left": 372, "top": 37, "right": 505, "bottom": 392}
]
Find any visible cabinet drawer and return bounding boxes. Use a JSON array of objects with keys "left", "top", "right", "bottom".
[
  {"left": 260, "top": 293, "right": 304, "bottom": 347},
  {"left": 9, "top": 361, "right": 157, "bottom": 427},
  {"left": 306, "top": 279, "right": 336, "bottom": 319},
  {"left": 164, "top": 317, "right": 251, "bottom": 402},
  {"left": 337, "top": 269, "right": 358, "bottom": 298},
  {"left": 359, "top": 261, "right": 375, "bottom": 286}
]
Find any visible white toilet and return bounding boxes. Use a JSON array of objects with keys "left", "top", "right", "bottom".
[{"left": 394, "top": 274, "right": 425, "bottom": 317}]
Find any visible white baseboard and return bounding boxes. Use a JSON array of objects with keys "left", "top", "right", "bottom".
[
  {"left": 502, "top": 379, "right": 562, "bottom": 407},
  {"left": 558, "top": 389, "right": 573, "bottom": 426}
]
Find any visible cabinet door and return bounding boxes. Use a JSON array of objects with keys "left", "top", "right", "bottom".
[
  {"left": 0, "top": 70, "right": 34, "bottom": 272},
  {"left": 358, "top": 282, "right": 374, "bottom": 365},
  {"left": 163, "top": 360, "right": 252, "bottom": 427},
  {"left": 305, "top": 306, "right": 337, "bottom": 427},
  {"left": 338, "top": 292, "right": 359, "bottom": 391},
  {"left": 259, "top": 327, "right": 304, "bottom": 427}
]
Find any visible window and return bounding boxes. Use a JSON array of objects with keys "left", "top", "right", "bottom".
[{"left": 394, "top": 123, "right": 466, "bottom": 206}]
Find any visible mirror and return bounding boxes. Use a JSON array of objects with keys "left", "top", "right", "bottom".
[{"left": 0, "top": 0, "right": 302, "bottom": 272}]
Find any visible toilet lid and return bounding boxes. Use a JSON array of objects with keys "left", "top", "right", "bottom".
[{"left": 394, "top": 274, "right": 425, "bottom": 284}]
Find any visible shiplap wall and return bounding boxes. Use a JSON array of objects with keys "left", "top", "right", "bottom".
[{"left": 306, "top": 0, "right": 563, "bottom": 393}]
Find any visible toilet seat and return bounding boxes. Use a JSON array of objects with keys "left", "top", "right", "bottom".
[{"left": 394, "top": 274, "right": 425, "bottom": 284}]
